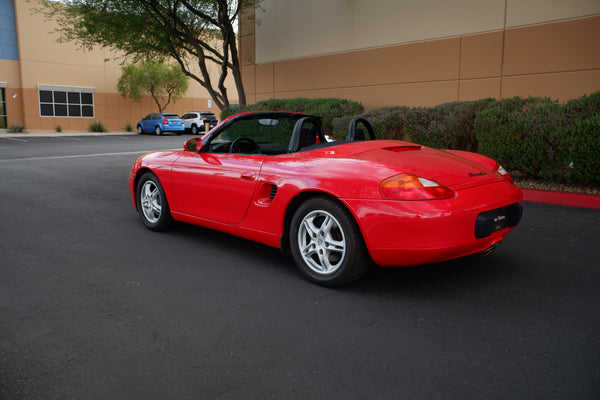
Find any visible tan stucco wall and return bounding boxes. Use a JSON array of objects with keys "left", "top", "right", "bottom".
[
  {"left": 254, "top": 0, "right": 600, "bottom": 63},
  {"left": 242, "top": 0, "right": 600, "bottom": 109},
  {"left": 2, "top": 0, "right": 233, "bottom": 131}
]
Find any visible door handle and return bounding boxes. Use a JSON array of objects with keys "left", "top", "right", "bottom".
[{"left": 241, "top": 172, "right": 256, "bottom": 181}]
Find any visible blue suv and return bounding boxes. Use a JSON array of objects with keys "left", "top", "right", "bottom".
[{"left": 137, "top": 113, "right": 185, "bottom": 135}]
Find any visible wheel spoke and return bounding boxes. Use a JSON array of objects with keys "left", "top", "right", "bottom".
[
  {"left": 151, "top": 200, "right": 161, "bottom": 216},
  {"left": 302, "top": 217, "right": 319, "bottom": 238}
]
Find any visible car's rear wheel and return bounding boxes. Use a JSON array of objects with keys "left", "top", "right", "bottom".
[
  {"left": 155, "top": 126, "right": 162, "bottom": 136},
  {"left": 137, "top": 125, "right": 143, "bottom": 134},
  {"left": 135, "top": 172, "right": 173, "bottom": 231},
  {"left": 191, "top": 124, "right": 198, "bottom": 135},
  {"left": 290, "top": 197, "right": 371, "bottom": 286}
]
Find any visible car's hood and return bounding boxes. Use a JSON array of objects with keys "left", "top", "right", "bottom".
[{"left": 343, "top": 141, "right": 501, "bottom": 187}]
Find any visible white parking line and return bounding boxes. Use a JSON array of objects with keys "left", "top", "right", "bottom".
[
  {"left": 0, "top": 137, "right": 28, "bottom": 142},
  {"left": 50, "top": 136, "right": 83, "bottom": 141},
  {"left": 0, "top": 149, "right": 179, "bottom": 162}
]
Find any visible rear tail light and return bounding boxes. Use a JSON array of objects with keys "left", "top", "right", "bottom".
[
  {"left": 162, "top": 119, "right": 168, "bottom": 124},
  {"left": 494, "top": 163, "right": 513, "bottom": 183},
  {"left": 380, "top": 173, "right": 454, "bottom": 200}
]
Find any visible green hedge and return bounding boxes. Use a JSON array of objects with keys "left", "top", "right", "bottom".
[
  {"left": 406, "top": 99, "right": 495, "bottom": 152},
  {"left": 475, "top": 93, "right": 600, "bottom": 184},
  {"left": 221, "top": 97, "right": 364, "bottom": 134},
  {"left": 475, "top": 97, "right": 568, "bottom": 181},
  {"left": 331, "top": 106, "right": 410, "bottom": 140}
]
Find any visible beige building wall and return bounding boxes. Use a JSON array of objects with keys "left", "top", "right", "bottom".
[
  {"left": 241, "top": 0, "right": 600, "bottom": 109},
  {"left": 3, "top": 0, "right": 233, "bottom": 131}
]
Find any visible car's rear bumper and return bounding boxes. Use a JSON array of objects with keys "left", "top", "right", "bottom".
[
  {"left": 161, "top": 124, "right": 185, "bottom": 132},
  {"left": 342, "top": 180, "right": 523, "bottom": 267}
]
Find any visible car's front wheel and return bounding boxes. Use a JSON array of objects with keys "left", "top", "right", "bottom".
[
  {"left": 135, "top": 172, "right": 174, "bottom": 231},
  {"left": 137, "top": 125, "right": 143, "bottom": 134},
  {"left": 290, "top": 197, "right": 371, "bottom": 286}
]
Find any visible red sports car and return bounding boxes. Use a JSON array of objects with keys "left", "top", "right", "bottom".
[{"left": 129, "top": 111, "right": 523, "bottom": 286}]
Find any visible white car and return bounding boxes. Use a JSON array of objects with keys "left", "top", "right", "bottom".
[{"left": 181, "top": 112, "right": 219, "bottom": 135}]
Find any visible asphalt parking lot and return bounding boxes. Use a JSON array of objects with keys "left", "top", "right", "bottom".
[{"left": 1, "top": 134, "right": 599, "bottom": 399}]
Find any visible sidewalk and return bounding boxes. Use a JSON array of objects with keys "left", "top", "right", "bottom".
[{"left": 0, "top": 130, "right": 136, "bottom": 137}]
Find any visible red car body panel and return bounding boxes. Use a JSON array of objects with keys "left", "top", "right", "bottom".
[{"left": 129, "top": 112, "right": 523, "bottom": 268}]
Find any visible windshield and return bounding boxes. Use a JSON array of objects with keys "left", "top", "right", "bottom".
[{"left": 207, "top": 114, "right": 302, "bottom": 155}]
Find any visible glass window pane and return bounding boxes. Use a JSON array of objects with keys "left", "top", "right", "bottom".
[
  {"left": 54, "top": 91, "right": 67, "bottom": 104},
  {"left": 81, "top": 93, "right": 93, "bottom": 105},
  {"left": 39, "top": 90, "right": 52, "bottom": 103},
  {"left": 82, "top": 105, "right": 94, "bottom": 117},
  {"left": 68, "top": 105, "right": 81, "bottom": 117},
  {"left": 68, "top": 92, "right": 81, "bottom": 104},
  {"left": 41, "top": 103, "right": 53, "bottom": 116},
  {"left": 54, "top": 104, "right": 68, "bottom": 116}
]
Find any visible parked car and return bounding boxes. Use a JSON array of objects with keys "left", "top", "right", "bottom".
[
  {"left": 181, "top": 112, "right": 219, "bottom": 134},
  {"left": 129, "top": 111, "right": 523, "bottom": 287},
  {"left": 137, "top": 113, "right": 184, "bottom": 135}
]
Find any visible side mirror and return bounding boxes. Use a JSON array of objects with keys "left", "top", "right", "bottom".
[{"left": 184, "top": 137, "right": 203, "bottom": 152}]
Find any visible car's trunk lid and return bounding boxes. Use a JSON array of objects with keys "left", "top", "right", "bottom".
[{"left": 348, "top": 141, "right": 499, "bottom": 187}]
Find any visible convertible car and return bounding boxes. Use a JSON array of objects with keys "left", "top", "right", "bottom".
[{"left": 129, "top": 111, "right": 523, "bottom": 286}]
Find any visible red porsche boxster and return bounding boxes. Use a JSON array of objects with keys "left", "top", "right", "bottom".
[{"left": 129, "top": 111, "right": 523, "bottom": 286}]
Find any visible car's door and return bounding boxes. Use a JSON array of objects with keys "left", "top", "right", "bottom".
[
  {"left": 142, "top": 114, "right": 155, "bottom": 131},
  {"left": 170, "top": 152, "right": 266, "bottom": 225},
  {"left": 140, "top": 114, "right": 152, "bottom": 131},
  {"left": 181, "top": 113, "right": 193, "bottom": 130}
]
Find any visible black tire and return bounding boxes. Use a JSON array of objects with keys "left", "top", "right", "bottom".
[
  {"left": 155, "top": 126, "right": 162, "bottom": 136},
  {"left": 289, "top": 197, "right": 371, "bottom": 286},
  {"left": 135, "top": 172, "right": 174, "bottom": 231},
  {"left": 137, "top": 125, "right": 143, "bottom": 134},
  {"left": 191, "top": 124, "right": 198, "bottom": 135}
]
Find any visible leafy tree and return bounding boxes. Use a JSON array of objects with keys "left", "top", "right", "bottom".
[
  {"left": 38, "top": 0, "right": 258, "bottom": 110},
  {"left": 118, "top": 60, "right": 189, "bottom": 113}
]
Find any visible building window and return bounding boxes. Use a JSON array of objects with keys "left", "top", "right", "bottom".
[
  {"left": 0, "top": 88, "right": 7, "bottom": 129},
  {"left": 38, "top": 85, "right": 95, "bottom": 118},
  {"left": 0, "top": 0, "right": 19, "bottom": 61}
]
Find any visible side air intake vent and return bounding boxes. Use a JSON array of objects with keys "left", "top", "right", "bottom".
[
  {"left": 269, "top": 185, "right": 278, "bottom": 201},
  {"left": 255, "top": 183, "right": 278, "bottom": 206}
]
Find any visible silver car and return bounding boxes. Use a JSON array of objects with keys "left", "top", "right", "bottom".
[{"left": 181, "top": 112, "right": 219, "bottom": 134}]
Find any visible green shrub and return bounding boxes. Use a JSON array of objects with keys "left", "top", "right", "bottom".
[
  {"left": 331, "top": 106, "right": 409, "bottom": 140},
  {"left": 475, "top": 97, "right": 570, "bottom": 181},
  {"left": 125, "top": 122, "right": 133, "bottom": 132},
  {"left": 563, "top": 115, "right": 600, "bottom": 184},
  {"left": 8, "top": 124, "right": 25, "bottom": 133},
  {"left": 89, "top": 121, "right": 106, "bottom": 132},
  {"left": 221, "top": 97, "right": 364, "bottom": 134},
  {"left": 404, "top": 99, "right": 495, "bottom": 152},
  {"left": 563, "top": 91, "right": 600, "bottom": 120},
  {"left": 55, "top": 125, "right": 62, "bottom": 133}
]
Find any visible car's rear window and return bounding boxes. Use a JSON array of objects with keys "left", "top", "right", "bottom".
[{"left": 163, "top": 114, "right": 179, "bottom": 118}]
